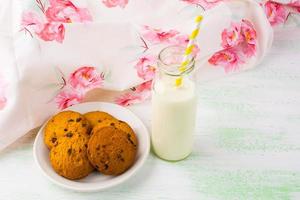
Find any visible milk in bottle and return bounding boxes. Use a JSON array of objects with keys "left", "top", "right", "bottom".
[{"left": 151, "top": 46, "right": 197, "bottom": 161}]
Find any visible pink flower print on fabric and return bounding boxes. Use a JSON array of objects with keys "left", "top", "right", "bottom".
[
  {"left": 264, "top": 1, "right": 289, "bottom": 26},
  {"left": 102, "top": 0, "right": 129, "bottom": 8},
  {"left": 142, "top": 26, "right": 179, "bottom": 44},
  {"left": 240, "top": 19, "right": 257, "bottom": 57},
  {"left": 287, "top": 0, "right": 300, "bottom": 13},
  {"left": 69, "top": 66, "right": 104, "bottom": 91},
  {"left": 36, "top": 22, "right": 65, "bottom": 43},
  {"left": 208, "top": 49, "right": 243, "bottom": 73},
  {"left": 115, "top": 80, "right": 152, "bottom": 107},
  {"left": 115, "top": 92, "right": 143, "bottom": 107},
  {"left": 241, "top": 19, "right": 257, "bottom": 46},
  {"left": 53, "top": 66, "right": 105, "bottom": 110},
  {"left": 135, "top": 56, "right": 157, "bottom": 81},
  {"left": 46, "top": 0, "right": 92, "bottom": 23},
  {"left": 55, "top": 89, "right": 83, "bottom": 110},
  {"left": 0, "top": 78, "right": 7, "bottom": 110},
  {"left": 21, "top": 12, "right": 65, "bottom": 43},
  {"left": 135, "top": 80, "right": 152, "bottom": 93},
  {"left": 0, "top": 97, "right": 6, "bottom": 110},
  {"left": 209, "top": 19, "right": 257, "bottom": 72},
  {"left": 21, "top": 0, "right": 92, "bottom": 43},
  {"left": 288, "top": 0, "right": 300, "bottom": 13},
  {"left": 221, "top": 22, "right": 243, "bottom": 48},
  {"left": 21, "top": 11, "right": 45, "bottom": 33},
  {"left": 289, "top": 0, "right": 300, "bottom": 6}
]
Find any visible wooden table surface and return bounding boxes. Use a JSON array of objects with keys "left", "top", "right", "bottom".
[{"left": 0, "top": 28, "right": 300, "bottom": 200}]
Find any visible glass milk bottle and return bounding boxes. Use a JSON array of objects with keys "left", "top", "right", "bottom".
[{"left": 151, "top": 46, "right": 197, "bottom": 161}]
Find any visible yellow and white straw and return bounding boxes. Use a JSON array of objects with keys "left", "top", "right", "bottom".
[{"left": 175, "top": 15, "right": 203, "bottom": 87}]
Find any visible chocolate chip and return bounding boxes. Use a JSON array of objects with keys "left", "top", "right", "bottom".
[
  {"left": 64, "top": 128, "right": 68, "bottom": 132},
  {"left": 127, "top": 134, "right": 136, "bottom": 147},
  {"left": 68, "top": 119, "right": 74, "bottom": 122},
  {"left": 117, "top": 154, "right": 124, "bottom": 162},
  {"left": 51, "top": 137, "right": 57, "bottom": 143},
  {"left": 96, "top": 146, "right": 100, "bottom": 151},
  {"left": 104, "top": 164, "right": 109, "bottom": 170},
  {"left": 66, "top": 132, "right": 73, "bottom": 137},
  {"left": 51, "top": 120, "right": 54, "bottom": 122},
  {"left": 85, "top": 144, "right": 88, "bottom": 148},
  {"left": 67, "top": 148, "right": 72, "bottom": 155},
  {"left": 79, "top": 148, "right": 82, "bottom": 153},
  {"left": 102, "top": 145, "right": 106, "bottom": 148},
  {"left": 82, "top": 124, "right": 87, "bottom": 127},
  {"left": 110, "top": 123, "right": 115, "bottom": 126},
  {"left": 98, "top": 120, "right": 102, "bottom": 123},
  {"left": 95, "top": 165, "right": 99, "bottom": 169},
  {"left": 76, "top": 118, "right": 82, "bottom": 122}
]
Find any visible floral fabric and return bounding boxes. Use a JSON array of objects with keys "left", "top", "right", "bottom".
[{"left": 0, "top": 0, "right": 299, "bottom": 150}]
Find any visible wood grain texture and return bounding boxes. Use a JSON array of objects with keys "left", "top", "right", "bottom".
[{"left": 0, "top": 28, "right": 300, "bottom": 199}]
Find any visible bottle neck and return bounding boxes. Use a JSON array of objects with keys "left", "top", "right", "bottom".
[
  {"left": 157, "top": 45, "right": 195, "bottom": 77},
  {"left": 156, "top": 60, "right": 195, "bottom": 86}
]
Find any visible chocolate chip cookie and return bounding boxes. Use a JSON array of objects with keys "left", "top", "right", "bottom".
[
  {"left": 92, "top": 119, "right": 137, "bottom": 147},
  {"left": 49, "top": 134, "right": 94, "bottom": 180},
  {"left": 44, "top": 111, "right": 90, "bottom": 149},
  {"left": 87, "top": 126, "right": 137, "bottom": 175},
  {"left": 84, "top": 111, "right": 115, "bottom": 128}
]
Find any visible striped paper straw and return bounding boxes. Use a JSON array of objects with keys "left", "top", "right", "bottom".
[{"left": 175, "top": 15, "right": 203, "bottom": 87}]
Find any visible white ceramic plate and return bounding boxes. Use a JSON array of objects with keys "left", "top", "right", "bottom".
[{"left": 33, "top": 102, "right": 150, "bottom": 192}]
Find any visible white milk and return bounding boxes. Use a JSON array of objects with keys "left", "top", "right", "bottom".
[{"left": 151, "top": 76, "right": 197, "bottom": 161}]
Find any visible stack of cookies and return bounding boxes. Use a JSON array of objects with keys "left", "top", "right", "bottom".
[{"left": 44, "top": 110, "right": 138, "bottom": 180}]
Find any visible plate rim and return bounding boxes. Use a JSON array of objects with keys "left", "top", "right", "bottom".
[{"left": 33, "top": 101, "right": 150, "bottom": 192}]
